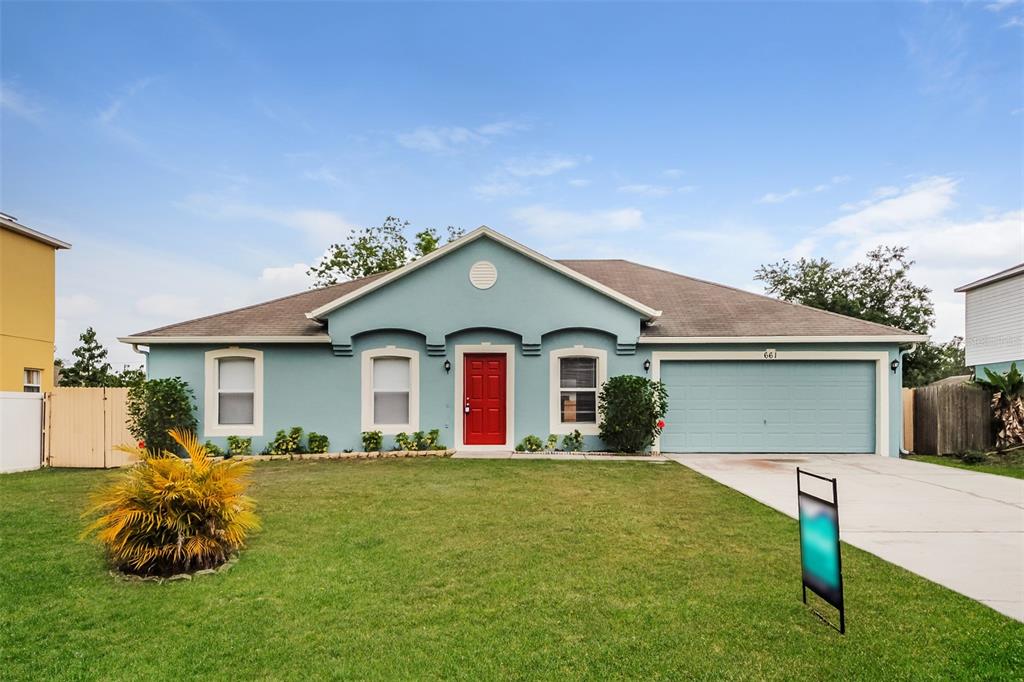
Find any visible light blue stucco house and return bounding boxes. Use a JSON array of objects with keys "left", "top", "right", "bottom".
[{"left": 120, "top": 227, "right": 926, "bottom": 456}]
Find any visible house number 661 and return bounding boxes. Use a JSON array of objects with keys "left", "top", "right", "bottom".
[{"left": 763, "top": 348, "right": 778, "bottom": 360}]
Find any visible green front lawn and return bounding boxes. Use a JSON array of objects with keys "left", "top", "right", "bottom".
[
  {"left": 1, "top": 460, "right": 1021, "bottom": 680},
  {"left": 907, "top": 451, "right": 1024, "bottom": 480}
]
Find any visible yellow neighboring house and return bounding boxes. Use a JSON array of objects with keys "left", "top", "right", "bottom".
[{"left": 0, "top": 212, "right": 71, "bottom": 392}]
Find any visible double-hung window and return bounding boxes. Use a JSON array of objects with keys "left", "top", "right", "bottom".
[
  {"left": 361, "top": 347, "right": 419, "bottom": 433},
  {"left": 23, "top": 368, "right": 41, "bottom": 393},
  {"left": 549, "top": 347, "right": 606, "bottom": 435},
  {"left": 204, "top": 349, "right": 263, "bottom": 436}
]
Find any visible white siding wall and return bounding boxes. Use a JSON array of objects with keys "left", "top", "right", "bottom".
[
  {"left": 0, "top": 392, "right": 42, "bottom": 473},
  {"left": 964, "top": 273, "right": 1024, "bottom": 366}
]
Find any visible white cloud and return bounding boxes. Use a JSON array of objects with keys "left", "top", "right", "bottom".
[
  {"left": 179, "top": 193, "right": 355, "bottom": 244},
  {"left": 1002, "top": 16, "right": 1024, "bottom": 28},
  {"left": 826, "top": 176, "right": 958, "bottom": 236},
  {"left": 260, "top": 263, "right": 313, "bottom": 288},
  {"left": 816, "top": 176, "right": 1023, "bottom": 341},
  {"left": 618, "top": 184, "right": 696, "bottom": 197},
  {"left": 757, "top": 175, "right": 849, "bottom": 204},
  {"left": 0, "top": 81, "right": 42, "bottom": 122},
  {"left": 57, "top": 293, "right": 100, "bottom": 319},
  {"left": 986, "top": 0, "right": 1019, "bottom": 11},
  {"left": 97, "top": 77, "right": 155, "bottom": 125},
  {"left": 396, "top": 119, "right": 528, "bottom": 153},
  {"left": 512, "top": 205, "right": 646, "bottom": 236},
  {"left": 135, "top": 294, "right": 206, "bottom": 319},
  {"left": 302, "top": 166, "right": 346, "bottom": 187},
  {"left": 503, "top": 154, "right": 579, "bottom": 177},
  {"left": 568, "top": 179, "right": 591, "bottom": 188},
  {"left": 473, "top": 179, "right": 528, "bottom": 199}
]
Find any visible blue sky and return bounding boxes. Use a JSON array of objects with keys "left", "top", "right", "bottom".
[{"left": 2, "top": 1, "right": 1022, "bottom": 365}]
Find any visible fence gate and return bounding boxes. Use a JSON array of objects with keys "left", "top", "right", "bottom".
[{"left": 44, "top": 387, "right": 135, "bottom": 468}]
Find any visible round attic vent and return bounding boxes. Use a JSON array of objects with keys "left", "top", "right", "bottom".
[{"left": 469, "top": 260, "right": 498, "bottom": 290}]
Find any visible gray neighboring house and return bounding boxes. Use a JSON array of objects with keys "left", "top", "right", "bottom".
[{"left": 956, "top": 263, "right": 1024, "bottom": 378}]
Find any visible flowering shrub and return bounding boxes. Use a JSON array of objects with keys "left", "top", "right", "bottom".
[
  {"left": 362, "top": 430, "right": 383, "bottom": 452},
  {"left": 561, "top": 429, "right": 584, "bottom": 452},
  {"left": 125, "top": 378, "right": 197, "bottom": 455},
  {"left": 307, "top": 432, "right": 330, "bottom": 454},
  {"left": 598, "top": 375, "right": 668, "bottom": 453},
  {"left": 268, "top": 427, "right": 304, "bottom": 455},
  {"left": 515, "top": 435, "right": 544, "bottom": 452},
  {"left": 227, "top": 436, "right": 252, "bottom": 457}
]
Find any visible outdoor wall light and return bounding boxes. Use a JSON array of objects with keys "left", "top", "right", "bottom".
[
  {"left": 643, "top": 359, "right": 651, "bottom": 373},
  {"left": 890, "top": 359, "right": 900, "bottom": 373},
  {"left": 444, "top": 359, "right": 452, "bottom": 374}
]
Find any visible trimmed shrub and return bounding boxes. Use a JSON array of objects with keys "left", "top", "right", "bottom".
[
  {"left": 598, "top": 375, "right": 668, "bottom": 453},
  {"left": 545, "top": 434, "right": 559, "bottom": 451},
  {"left": 362, "top": 430, "right": 383, "bottom": 452},
  {"left": 308, "top": 432, "right": 330, "bottom": 454},
  {"left": 126, "top": 377, "right": 197, "bottom": 455},
  {"left": 204, "top": 440, "right": 225, "bottom": 458},
  {"left": 227, "top": 436, "right": 252, "bottom": 457},
  {"left": 515, "top": 435, "right": 544, "bottom": 452},
  {"left": 269, "top": 427, "right": 304, "bottom": 455},
  {"left": 561, "top": 429, "right": 584, "bottom": 452},
  {"left": 83, "top": 429, "right": 259, "bottom": 577}
]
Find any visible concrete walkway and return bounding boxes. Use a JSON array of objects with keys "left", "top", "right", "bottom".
[{"left": 667, "top": 454, "right": 1024, "bottom": 621}]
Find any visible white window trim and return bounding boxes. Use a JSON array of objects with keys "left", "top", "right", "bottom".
[
  {"left": 549, "top": 346, "right": 607, "bottom": 436},
  {"left": 649, "top": 350, "right": 890, "bottom": 457},
  {"left": 361, "top": 346, "right": 420, "bottom": 434},
  {"left": 453, "top": 343, "right": 515, "bottom": 451},
  {"left": 204, "top": 348, "right": 263, "bottom": 437},
  {"left": 23, "top": 368, "right": 42, "bottom": 393}
]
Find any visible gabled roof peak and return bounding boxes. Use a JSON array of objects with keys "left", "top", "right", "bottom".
[{"left": 303, "top": 225, "right": 662, "bottom": 321}]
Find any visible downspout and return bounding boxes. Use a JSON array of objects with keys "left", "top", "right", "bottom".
[
  {"left": 898, "top": 343, "right": 918, "bottom": 456},
  {"left": 130, "top": 344, "right": 150, "bottom": 376}
]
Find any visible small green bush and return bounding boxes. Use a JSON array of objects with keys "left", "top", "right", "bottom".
[
  {"left": 227, "top": 436, "right": 252, "bottom": 457},
  {"left": 544, "top": 434, "right": 559, "bottom": 451},
  {"left": 423, "top": 429, "right": 444, "bottom": 450},
  {"left": 515, "top": 435, "right": 544, "bottom": 452},
  {"left": 125, "top": 377, "right": 197, "bottom": 455},
  {"left": 204, "top": 440, "right": 225, "bottom": 458},
  {"left": 561, "top": 429, "right": 584, "bottom": 452},
  {"left": 599, "top": 375, "right": 668, "bottom": 453},
  {"left": 362, "top": 430, "right": 383, "bottom": 452},
  {"left": 269, "top": 427, "right": 305, "bottom": 455},
  {"left": 394, "top": 432, "right": 415, "bottom": 451},
  {"left": 958, "top": 450, "right": 987, "bottom": 464},
  {"left": 308, "top": 432, "right": 330, "bottom": 454}
]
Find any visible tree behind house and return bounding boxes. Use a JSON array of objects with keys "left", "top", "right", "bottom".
[
  {"left": 59, "top": 327, "right": 145, "bottom": 388},
  {"left": 307, "top": 216, "right": 464, "bottom": 286},
  {"left": 755, "top": 246, "right": 962, "bottom": 387}
]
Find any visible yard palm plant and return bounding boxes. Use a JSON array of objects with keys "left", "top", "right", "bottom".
[
  {"left": 83, "top": 429, "right": 259, "bottom": 577},
  {"left": 977, "top": 363, "right": 1024, "bottom": 449}
]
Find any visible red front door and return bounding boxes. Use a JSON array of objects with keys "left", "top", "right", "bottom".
[{"left": 464, "top": 354, "right": 507, "bottom": 445}]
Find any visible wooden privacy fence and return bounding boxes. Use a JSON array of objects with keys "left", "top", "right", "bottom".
[
  {"left": 44, "top": 387, "right": 135, "bottom": 468},
  {"left": 911, "top": 379, "right": 995, "bottom": 455}
]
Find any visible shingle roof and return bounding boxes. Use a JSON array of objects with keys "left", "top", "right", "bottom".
[
  {"left": 123, "top": 260, "right": 919, "bottom": 341},
  {"left": 561, "top": 260, "right": 919, "bottom": 339}
]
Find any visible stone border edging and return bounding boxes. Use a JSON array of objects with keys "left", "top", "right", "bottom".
[
  {"left": 225, "top": 449, "right": 456, "bottom": 462},
  {"left": 109, "top": 553, "right": 240, "bottom": 584}
]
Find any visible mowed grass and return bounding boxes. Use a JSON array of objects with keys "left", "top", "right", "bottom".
[
  {"left": 907, "top": 452, "right": 1024, "bottom": 480},
  {"left": 1, "top": 460, "right": 1021, "bottom": 680}
]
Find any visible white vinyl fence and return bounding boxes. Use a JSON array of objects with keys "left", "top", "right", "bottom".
[{"left": 0, "top": 392, "right": 43, "bottom": 473}]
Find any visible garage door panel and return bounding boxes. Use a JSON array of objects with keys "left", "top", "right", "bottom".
[{"left": 660, "top": 360, "right": 875, "bottom": 453}]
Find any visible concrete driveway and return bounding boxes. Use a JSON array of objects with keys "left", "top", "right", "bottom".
[{"left": 667, "top": 454, "right": 1024, "bottom": 621}]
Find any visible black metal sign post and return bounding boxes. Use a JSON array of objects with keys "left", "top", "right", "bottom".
[{"left": 796, "top": 467, "right": 846, "bottom": 634}]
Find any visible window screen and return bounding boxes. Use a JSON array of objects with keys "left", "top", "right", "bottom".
[{"left": 373, "top": 357, "right": 410, "bottom": 424}]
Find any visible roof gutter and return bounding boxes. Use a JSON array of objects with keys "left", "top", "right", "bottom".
[
  {"left": 637, "top": 335, "right": 930, "bottom": 344},
  {"left": 118, "top": 335, "right": 333, "bottom": 345}
]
